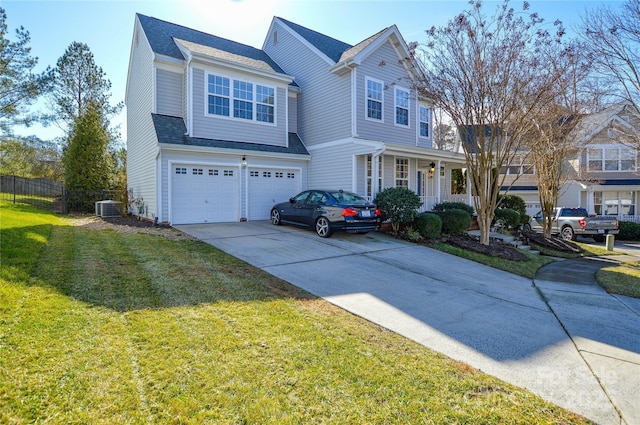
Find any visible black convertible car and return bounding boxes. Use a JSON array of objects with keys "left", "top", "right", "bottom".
[{"left": 270, "top": 190, "right": 381, "bottom": 238}]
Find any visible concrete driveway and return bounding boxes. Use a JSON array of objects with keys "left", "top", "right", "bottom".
[{"left": 176, "top": 222, "right": 640, "bottom": 425}]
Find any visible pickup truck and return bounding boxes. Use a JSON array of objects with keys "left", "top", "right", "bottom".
[{"left": 526, "top": 207, "right": 619, "bottom": 242}]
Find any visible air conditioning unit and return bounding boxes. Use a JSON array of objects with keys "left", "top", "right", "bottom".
[{"left": 95, "top": 200, "right": 122, "bottom": 218}]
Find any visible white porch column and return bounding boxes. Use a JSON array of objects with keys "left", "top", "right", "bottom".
[
  {"left": 371, "top": 151, "right": 383, "bottom": 200},
  {"left": 586, "top": 188, "right": 595, "bottom": 214},
  {"left": 435, "top": 160, "right": 442, "bottom": 203}
]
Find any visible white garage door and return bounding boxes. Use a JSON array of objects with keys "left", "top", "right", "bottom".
[
  {"left": 248, "top": 168, "right": 299, "bottom": 220},
  {"left": 171, "top": 165, "right": 239, "bottom": 224}
]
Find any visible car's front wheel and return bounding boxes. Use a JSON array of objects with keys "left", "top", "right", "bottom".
[
  {"left": 315, "top": 217, "right": 332, "bottom": 238},
  {"left": 522, "top": 223, "right": 532, "bottom": 232},
  {"left": 561, "top": 226, "right": 575, "bottom": 241},
  {"left": 270, "top": 209, "right": 282, "bottom": 225}
]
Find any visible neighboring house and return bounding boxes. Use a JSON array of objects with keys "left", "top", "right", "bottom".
[
  {"left": 571, "top": 102, "right": 639, "bottom": 220},
  {"left": 499, "top": 101, "right": 640, "bottom": 220},
  {"left": 126, "top": 15, "right": 467, "bottom": 225}
]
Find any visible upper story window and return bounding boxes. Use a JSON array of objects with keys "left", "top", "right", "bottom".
[
  {"left": 395, "top": 87, "right": 409, "bottom": 127},
  {"left": 207, "top": 73, "right": 275, "bottom": 124},
  {"left": 500, "top": 158, "right": 534, "bottom": 175},
  {"left": 419, "top": 106, "right": 430, "bottom": 138},
  {"left": 366, "top": 77, "right": 383, "bottom": 121},
  {"left": 587, "top": 145, "right": 636, "bottom": 172},
  {"left": 256, "top": 85, "right": 275, "bottom": 123},
  {"left": 395, "top": 158, "right": 409, "bottom": 188},
  {"left": 233, "top": 80, "right": 253, "bottom": 120},
  {"left": 208, "top": 75, "right": 230, "bottom": 116}
]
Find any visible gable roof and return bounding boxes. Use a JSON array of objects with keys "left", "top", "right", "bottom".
[
  {"left": 152, "top": 114, "right": 310, "bottom": 157},
  {"left": 173, "top": 38, "right": 279, "bottom": 74},
  {"left": 275, "top": 17, "right": 352, "bottom": 63},
  {"left": 573, "top": 101, "right": 639, "bottom": 145},
  {"left": 137, "top": 14, "right": 287, "bottom": 75},
  {"left": 337, "top": 27, "right": 389, "bottom": 63}
]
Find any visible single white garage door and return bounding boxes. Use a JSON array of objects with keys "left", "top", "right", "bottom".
[
  {"left": 248, "top": 168, "right": 299, "bottom": 220},
  {"left": 171, "top": 165, "right": 239, "bottom": 224}
]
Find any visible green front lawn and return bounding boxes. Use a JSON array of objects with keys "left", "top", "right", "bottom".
[
  {"left": 597, "top": 262, "right": 640, "bottom": 299},
  {"left": 0, "top": 201, "right": 590, "bottom": 423}
]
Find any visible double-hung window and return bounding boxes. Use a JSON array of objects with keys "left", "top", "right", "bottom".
[
  {"left": 395, "top": 87, "right": 409, "bottom": 126},
  {"left": 207, "top": 74, "right": 275, "bottom": 124},
  {"left": 587, "top": 145, "right": 636, "bottom": 172},
  {"left": 395, "top": 158, "right": 409, "bottom": 188},
  {"left": 233, "top": 80, "right": 253, "bottom": 120},
  {"left": 366, "top": 78, "right": 383, "bottom": 121},
  {"left": 208, "top": 75, "right": 230, "bottom": 116},
  {"left": 256, "top": 85, "right": 274, "bottom": 123},
  {"left": 419, "top": 106, "right": 430, "bottom": 137}
]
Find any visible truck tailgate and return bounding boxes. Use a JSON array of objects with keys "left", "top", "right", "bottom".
[{"left": 585, "top": 216, "right": 618, "bottom": 230}]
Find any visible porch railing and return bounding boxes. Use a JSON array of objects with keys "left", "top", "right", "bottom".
[
  {"left": 365, "top": 193, "right": 472, "bottom": 213},
  {"left": 618, "top": 214, "right": 640, "bottom": 223}
]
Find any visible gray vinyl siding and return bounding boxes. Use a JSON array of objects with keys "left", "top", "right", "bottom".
[
  {"left": 190, "top": 67, "right": 287, "bottom": 146},
  {"left": 356, "top": 40, "right": 418, "bottom": 145},
  {"left": 183, "top": 72, "right": 188, "bottom": 121},
  {"left": 308, "top": 143, "right": 375, "bottom": 191},
  {"left": 264, "top": 21, "right": 351, "bottom": 145},
  {"left": 156, "top": 68, "right": 183, "bottom": 117},
  {"left": 288, "top": 94, "right": 297, "bottom": 134},
  {"left": 126, "top": 20, "right": 159, "bottom": 220}
]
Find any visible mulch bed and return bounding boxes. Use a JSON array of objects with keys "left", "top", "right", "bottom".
[
  {"left": 68, "top": 214, "right": 194, "bottom": 240},
  {"left": 445, "top": 234, "right": 527, "bottom": 261},
  {"left": 523, "top": 231, "right": 583, "bottom": 254},
  {"left": 390, "top": 229, "right": 528, "bottom": 261}
]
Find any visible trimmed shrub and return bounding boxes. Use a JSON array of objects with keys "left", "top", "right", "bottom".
[
  {"left": 618, "top": 221, "right": 640, "bottom": 241},
  {"left": 494, "top": 208, "right": 521, "bottom": 230},
  {"left": 497, "top": 194, "right": 528, "bottom": 225},
  {"left": 521, "top": 214, "right": 531, "bottom": 228},
  {"left": 438, "top": 208, "right": 471, "bottom": 235},
  {"left": 374, "top": 187, "right": 422, "bottom": 233},
  {"left": 432, "top": 201, "right": 475, "bottom": 216},
  {"left": 413, "top": 212, "right": 442, "bottom": 239}
]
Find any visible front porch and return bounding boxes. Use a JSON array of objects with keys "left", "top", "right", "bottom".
[{"left": 356, "top": 151, "right": 472, "bottom": 213}]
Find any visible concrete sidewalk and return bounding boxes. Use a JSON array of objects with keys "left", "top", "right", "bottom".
[{"left": 177, "top": 222, "right": 640, "bottom": 424}]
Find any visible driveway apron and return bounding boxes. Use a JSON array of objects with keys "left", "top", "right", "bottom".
[{"left": 177, "top": 222, "right": 639, "bottom": 425}]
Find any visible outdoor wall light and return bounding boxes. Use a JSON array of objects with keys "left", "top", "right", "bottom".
[
  {"left": 429, "top": 162, "right": 436, "bottom": 172},
  {"left": 241, "top": 156, "right": 247, "bottom": 167}
]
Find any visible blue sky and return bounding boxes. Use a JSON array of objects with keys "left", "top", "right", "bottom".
[{"left": 2, "top": 0, "right": 624, "bottom": 143}]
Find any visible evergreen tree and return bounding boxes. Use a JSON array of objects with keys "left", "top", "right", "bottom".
[
  {"left": 48, "top": 41, "right": 122, "bottom": 134},
  {"left": 0, "top": 8, "right": 50, "bottom": 133},
  {"left": 63, "top": 102, "right": 115, "bottom": 190}
]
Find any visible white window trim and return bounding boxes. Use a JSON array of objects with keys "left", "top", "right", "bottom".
[
  {"left": 365, "top": 76, "right": 384, "bottom": 123},
  {"left": 586, "top": 144, "right": 637, "bottom": 173},
  {"left": 418, "top": 104, "right": 431, "bottom": 139},
  {"left": 204, "top": 71, "right": 277, "bottom": 127},
  {"left": 394, "top": 86, "right": 410, "bottom": 128}
]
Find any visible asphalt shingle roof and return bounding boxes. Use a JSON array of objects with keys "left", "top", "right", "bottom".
[
  {"left": 137, "top": 14, "right": 287, "bottom": 75},
  {"left": 276, "top": 17, "right": 352, "bottom": 63},
  {"left": 151, "top": 114, "right": 309, "bottom": 156}
]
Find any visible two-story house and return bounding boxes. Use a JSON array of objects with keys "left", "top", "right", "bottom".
[
  {"left": 572, "top": 101, "right": 639, "bottom": 220},
  {"left": 498, "top": 101, "right": 639, "bottom": 220},
  {"left": 126, "top": 14, "right": 467, "bottom": 225}
]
